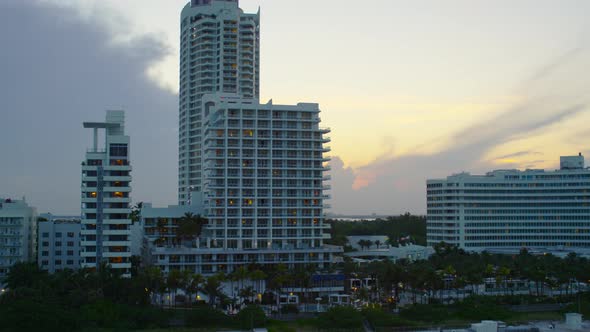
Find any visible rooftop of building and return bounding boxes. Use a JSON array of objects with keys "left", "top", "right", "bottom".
[
  {"left": 429, "top": 154, "right": 589, "bottom": 182},
  {"left": 0, "top": 198, "right": 33, "bottom": 209},
  {"left": 190, "top": 0, "right": 238, "bottom": 7}
]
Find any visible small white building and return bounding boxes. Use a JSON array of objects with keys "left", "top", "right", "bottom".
[
  {"left": 345, "top": 244, "right": 434, "bottom": 263},
  {"left": 140, "top": 203, "right": 202, "bottom": 272},
  {"left": 38, "top": 219, "right": 81, "bottom": 273},
  {"left": 0, "top": 198, "right": 37, "bottom": 279},
  {"left": 345, "top": 236, "right": 433, "bottom": 262}
]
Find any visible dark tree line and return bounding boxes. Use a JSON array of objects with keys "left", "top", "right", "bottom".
[
  {"left": 343, "top": 242, "right": 590, "bottom": 305},
  {"left": 327, "top": 213, "right": 427, "bottom": 247}
]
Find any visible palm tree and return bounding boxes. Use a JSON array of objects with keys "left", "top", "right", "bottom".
[
  {"left": 239, "top": 286, "right": 257, "bottom": 304},
  {"left": 177, "top": 213, "right": 207, "bottom": 247},
  {"left": 142, "top": 266, "right": 164, "bottom": 305},
  {"left": 357, "top": 240, "right": 366, "bottom": 250},
  {"left": 203, "top": 275, "right": 224, "bottom": 306},
  {"left": 167, "top": 269, "right": 183, "bottom": 307},
  {"left": 234, "top": 266, "right": 250, "bottom": 299},
  {"left": 186, "top": 273, "right": 204, "bottom": 307},
  {"left": 249, "top": 269, "right": 267, "bottom": 301},
  {"left": 357, "top": 239, "right": 373, "bottom": 250},
  {"left": 267, "top": 264, "right": 290, "bottom": 309},
  {"left": 129, "top": 202, "right": 143, "bottom": 224}
]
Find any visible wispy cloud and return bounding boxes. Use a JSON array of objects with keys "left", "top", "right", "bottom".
[
  {"left": 330, "top": 43, "right": 590, "bottom": 215},
  {"left": 493, "top": 151, "right": 542, "bottom": 160}
]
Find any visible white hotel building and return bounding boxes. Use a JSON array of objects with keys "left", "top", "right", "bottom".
[
  {"left": 427, "top": 154, "right": 590, "bottom": 252},
  {"left": 141, "top": 0, "right": 340, "bottom": 275},
  {"left": 81, "top": 111, "right": 132, "bottom": 275}
]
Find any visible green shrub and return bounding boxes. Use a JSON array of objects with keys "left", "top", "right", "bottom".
[
  {"left": 186, "top": 304, "right": 229, "bottom": 328},
  {"left": 400, "top": 304, "right": 449, "bottom": 323},
  {"left": 236, "top": 305, "right": 267, "bottom": 329},
  {"left": 281, "top": 304, "right": 300, "bottom": 314},
  {"left": 454, "top": 297, "right": 512, "bottom": 321},
  {"left": 0, "top": 297, "right": 81, "bottom": 332},
  {"left": 317, "top": 306, "right": 363, "bottom": 329},
  {"left": 361, "top": 306, "right": 408, "bottom": 328}
]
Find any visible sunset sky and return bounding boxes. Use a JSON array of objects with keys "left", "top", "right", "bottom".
[{"left": 1, "top": 0, "right": 589, "bottom": 215}]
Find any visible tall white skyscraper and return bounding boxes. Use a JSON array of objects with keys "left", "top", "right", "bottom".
[
  {"left": 81, "top": 111, "right": 132, "bottom": 276},
  {"left": 178, "top": 0, "right": 260, "bottom": 203},
  {"left": 158, "top": 0, "right": 340, "bottom": 274}
]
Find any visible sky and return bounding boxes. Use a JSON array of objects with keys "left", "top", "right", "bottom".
[{"left": 1, "top": 0, "right": 589, "bottom": 215}]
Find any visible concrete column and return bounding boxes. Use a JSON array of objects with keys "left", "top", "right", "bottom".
[{"left": 93, "top": 128, "right": 98, "bottom": 151}]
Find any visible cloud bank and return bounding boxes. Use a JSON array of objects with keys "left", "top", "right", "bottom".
[{"left": 0, "top": 1, "right": 178, "bottom": 214}]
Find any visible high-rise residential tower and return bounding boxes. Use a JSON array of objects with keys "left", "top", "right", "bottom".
[
  {"left": 148, "top": 0, "right": 340, "bottom": 274},
  {"left": 178, "top": 0, "right": 260, "bottom": 204},
  {"left": 81, "top": 111, "right": 132, "bottom": 276}
]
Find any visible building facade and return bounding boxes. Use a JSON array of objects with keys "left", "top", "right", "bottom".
[
  {"left": 178, "top": 0, "right": 260, "bottom": 204},
  {"left": 38, "top": 219, "right": 81, "bottom": 273},
  {"left": 427, "top": 154, "right": 590, "bottom": 252},
  {"left": 163, "top": 0, "right": 340, "bottom": 275},
  {"left": 0, "top": 198, "right": 37, "bottom": 279},
  {"left": 81, "top": 111, "right": 132, "bottom": 276}
]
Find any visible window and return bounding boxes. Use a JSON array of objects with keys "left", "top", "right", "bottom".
[
  {"left": 67, "top": 241, "right": 74, "bottom": 247},
  {"left": 42, "top": 251, "right": 48, "bottom": 257},
  {"left": 67, "top": 250, "right": 74, "bottom": 256},
  {"left": 67, "top": 232, "right": 75, "bottom": 238},
  {"left": 55, "top": 251, "right": 62, "bottom": 256},
  {"left": 42, "top": 241, "right": 49, "bottom": 247},
  {"left": 66, "top": 260, "right": 73, "bottom": 265},
  {"left": 55, "top": 241, "right": 62, "bottom": 246},
  {"left": 42, "top": 232, "right": 49, "bottom": 238},
  {"left": 110, "top": 144, "right": 128, "bottom": 157},
  {"left": 55, "top": 260, "right": 62, "bottom": 265},
  {"left": 41, "top": 260, "right": 48, "bottom": 266},
  {"left": 56, "top": 232, "right": 62, "bottom": 238}
]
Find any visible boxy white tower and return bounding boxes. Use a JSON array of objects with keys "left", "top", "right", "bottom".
[{"left": 81, "top": 111, "right": 132, "bottom": 276}]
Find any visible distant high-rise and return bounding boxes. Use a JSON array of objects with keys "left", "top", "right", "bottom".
[
  {"left": 427, "top": 154, "right": 590, "bottom": 253},
  {"left": 178, "top": 0, "right": 259, "bottom": 203},
  {"left": 81, "top": 111, "right": 132, "bottom": 276}
]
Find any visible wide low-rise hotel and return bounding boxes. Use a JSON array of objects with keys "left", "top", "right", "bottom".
[{"left": 427, "top": 154, "right": 590, "bottom": 253}]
